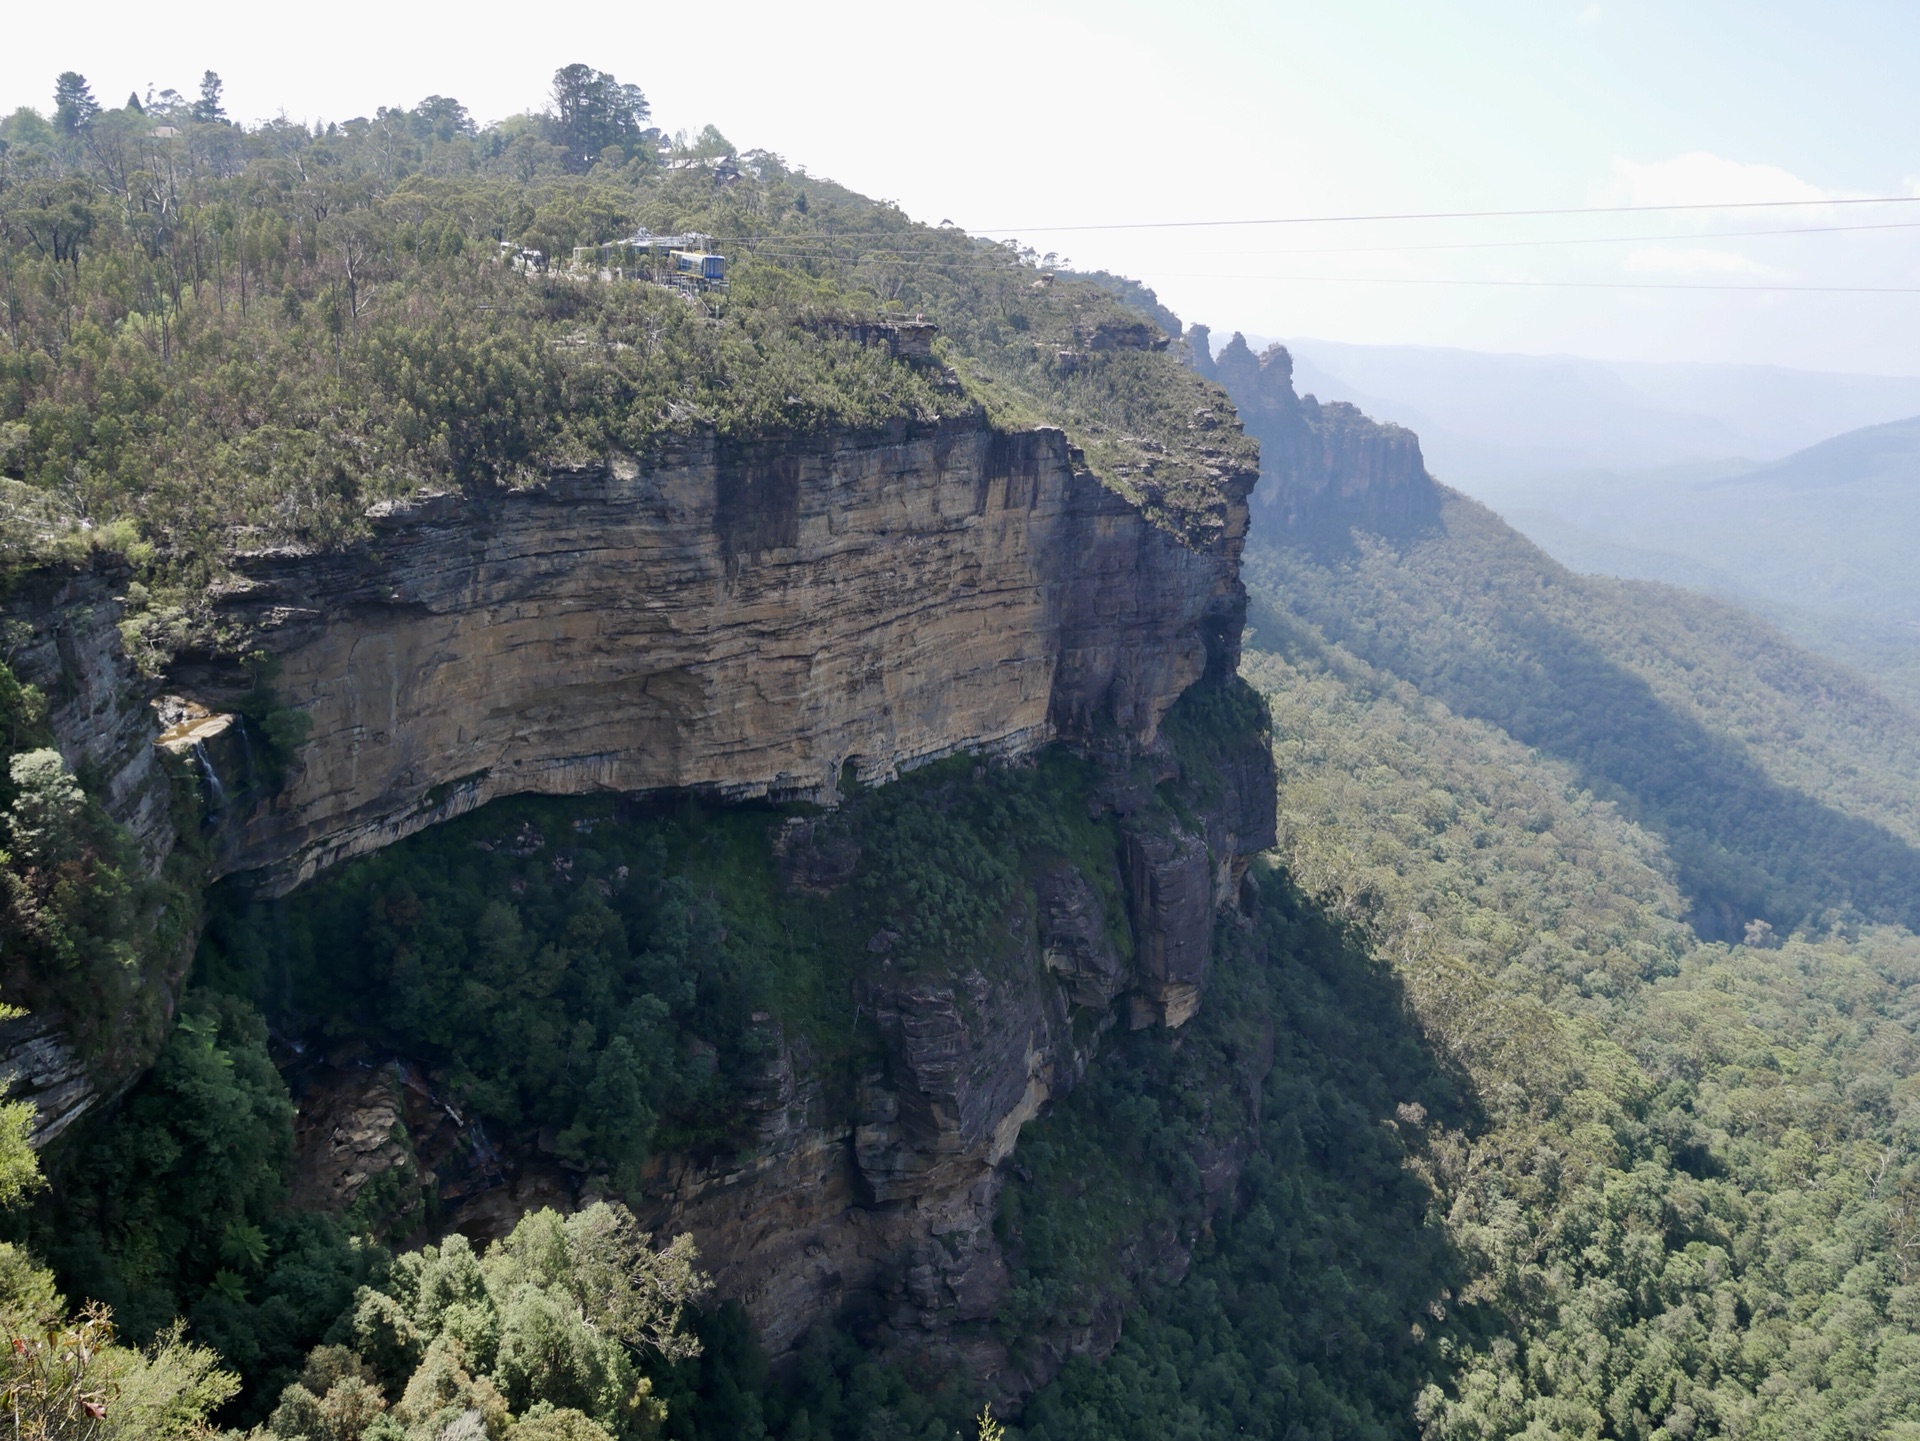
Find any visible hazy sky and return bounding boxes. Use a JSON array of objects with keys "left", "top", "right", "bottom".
[{"left": 9, "top": 0, "right": 1920, "bottom": 373}]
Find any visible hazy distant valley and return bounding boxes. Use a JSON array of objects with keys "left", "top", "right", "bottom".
[
  {"left": 10, "top": 55, "right": 1920, "bottom": 1441},
  {"left": 1272, "top": 338, "right": 1920, "bottom": 706}
]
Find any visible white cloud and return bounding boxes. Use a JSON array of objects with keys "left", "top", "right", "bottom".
[
  {"left": 1573, "top": 4, "right": 1604, "bottom": 26},
  {"left": 1598, "top": 152, "right": 1833, "bottom": 209},
  {"left": 1621, "top": 246, "right": 1793, "bottom": 279}
]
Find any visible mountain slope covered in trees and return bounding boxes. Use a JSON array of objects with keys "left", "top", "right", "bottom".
[
  {"left": 0, "top": 68, "right": 1247, "bottom": 616},
  {"left": 1435, "top": 424, "right": 1920, "bottom": 713},
  {"left": 1248, "top": 492, "right": 1920, "bottom": 942},
  {"left": 10, "top": 61, "right": 1920, "bottom": 1441},
  {"left": 1011, "top": 608, "right": 1920, "bottom": 1440}
]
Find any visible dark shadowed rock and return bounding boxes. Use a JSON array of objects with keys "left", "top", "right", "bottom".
[
  {"left": 1037, "top": 863, "right": 1127, "bottom": 1010},
  {"left": 1122, "top": 827, "right": 1214, "bottom": 1027},
  {"left": 1201, "top": 331, "right": 1438, "bottom": 537}
]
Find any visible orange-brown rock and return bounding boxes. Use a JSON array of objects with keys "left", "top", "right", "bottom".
[{"left": 180, "top": 417, "right": 1255, "bottom": 893}]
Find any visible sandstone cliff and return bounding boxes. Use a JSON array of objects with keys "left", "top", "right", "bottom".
[
  {"left": 1191, "top": 327, "right": 1438, "bottom": 537},
  {"left": 174, "top": 416, "right": 1252, "bottom": 896},
  {"left": 8, "top": 410, "right": 1255, "bottom": 1139},
  {"left": 8, "top": 400, "right": 1276, "bottom": 1403}
]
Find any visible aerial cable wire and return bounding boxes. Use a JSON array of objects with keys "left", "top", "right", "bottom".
[
  {"left": 719, "top": 217, "right": 1920, "bottom": 261},
  {"left": 969, "top": 194, "right": 1920, "bottom": 234},
  {"left": 694, "top": 193, "right": 1920, "bottom": 246},
  {"left": 708, "top": 250, "right": 1920, "bottom": 294},
  {"left": 1179, "top": 275, "right": 1920, "bottom": 294}
]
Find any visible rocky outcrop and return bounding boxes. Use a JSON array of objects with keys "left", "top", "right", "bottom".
[
  {"left": 170, "top": 415, "right": 1253, "bottom": 894},
  {"left": 281, "top": 681, "right": 1278, "bottom": 1398},
  {"left": 1122, "top": 828, "right": 1214, "bottom": 1028},
  {"left": 633, "top": 946, "right": 1075, "bottom": 1378},
  {"left": 624, "top": 703, "right": 1274, "bottom": 1392},
  {"left": 4, "top": 562, "right": 179, "bottom": 870},
  {"left": 0, "top": 562, "right": 199, "bottom": 1142},
  {"left": 0, "top": 1011, "right": 98, "bottom": 1147},
  {"left": 288, "top": 1063, "right": 417, "bottom": 1216},
  {"left": 1193, "top": 328, "right": 1438, "bottom": 537},
  {"left": 1036, "top": 863, "right": 1127, "bottom": 1010}
]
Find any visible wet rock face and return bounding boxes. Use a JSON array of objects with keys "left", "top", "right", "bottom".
[
  {"left": 858, "top": 953, "right": 1067, "bottom": 1206},
  {"left": 0, "top": 1012, "right": 97, "bottom": 1147},
  {"left": 174, "top": 417, "right": 1254, "bottom": 894}
]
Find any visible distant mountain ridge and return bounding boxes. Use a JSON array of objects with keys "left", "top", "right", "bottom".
[
  {"left": 1453, "top": 408, "right": 1920, "bottom": 706},
  {"left": 1227, "top": 337, "right": 1920, "bottom": 707},
  {"left": 1195, "top": 321, "right": 1920, "bottom": 940},
  {"left": 1258, "top": 336, "right": 1920, "bottom": 479},
  {"left": 1712, "top": 410, "right": 1920, "bottom": 489}
]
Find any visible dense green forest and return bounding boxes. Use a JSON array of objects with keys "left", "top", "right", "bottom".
[
  {"left": 0, "top": 64, "right": 1248, "bottom": 613},
  {"left": 11, "top": 57, "right": 1920, "bottom": 1441},
  {"left": 1248, "top": 494, "right": 1920, "bottom": 943},
  {"left": 980, "top": 571, "right": 1920, "bottom": 1437}
]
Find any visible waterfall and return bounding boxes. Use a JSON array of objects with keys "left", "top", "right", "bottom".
[
  {"left": 192, "top": 739, "right": 228, "bottom": 820},
  {"left": 234, "top": 719, "right": 258, "bottom": 791}
]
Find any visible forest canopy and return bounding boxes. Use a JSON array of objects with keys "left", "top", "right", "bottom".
[
  {"left": 12, "top": 53, "right": 1920, "bottom": 1441},
  {"left": 0, "top": 61, "right": 1249, "bottom": 636}
]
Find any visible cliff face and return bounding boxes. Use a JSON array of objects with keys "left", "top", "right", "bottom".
[
  {"left": 10, "top": 412, "right": 1254, "bottom": 1142},
  {"left": 175, "top": 416, "right": 1252, "bottom": 895},
  {"left": 282, "top": 688, "right": 1277, "bottom": 1399},
  {"left": 4, "top": 565, "right": 179, "bottom": 872},
  {"left": 0, "top": 565, "right": 196, "bottom": 1144},
  {"left": 13, "top": 405, "right": 1275, "bottom": 1398},
  {"left": 1192, "top": 327, "right": 1437, "bottom": 537}
]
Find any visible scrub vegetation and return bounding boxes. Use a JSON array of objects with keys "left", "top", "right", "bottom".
[{"left": 10, "top": 58, "right": 1920, "bottom": 1441}]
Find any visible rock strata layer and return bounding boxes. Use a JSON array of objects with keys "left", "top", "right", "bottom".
[{"left": 176, "top": 416, "right": 1254, "bottom": 893}]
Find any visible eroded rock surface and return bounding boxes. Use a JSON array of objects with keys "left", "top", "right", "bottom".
[
  {"left": 1193, "top": 328, "right": 1437, "bottom": 536},
  {"left": 0, "top": 1012, "right": 98, "bottom": 1147},
  {"left": 283, "top": 697, "right": 1281, "bottom": 1400},
  {"left": 176, "top": 417, "right": 1254, "bottom": 894}
]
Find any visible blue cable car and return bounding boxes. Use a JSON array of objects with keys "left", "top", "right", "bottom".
[{"left": 670, "top": 251, "right": 727, "bottom": 284}]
